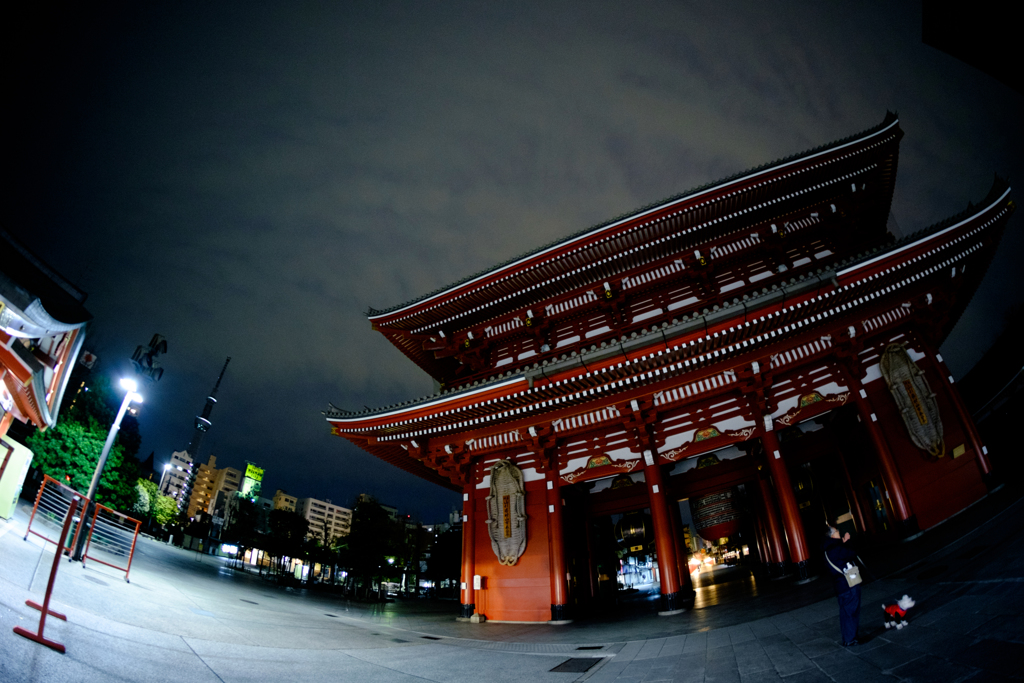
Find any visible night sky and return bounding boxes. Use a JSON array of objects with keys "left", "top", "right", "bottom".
[{"left": 9, "top": 3, "right": 1022, "bottom": 522}]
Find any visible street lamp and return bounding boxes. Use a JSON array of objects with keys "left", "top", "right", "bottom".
[{"left": 73, "top": 378, "right": 143, "bottom": 560}]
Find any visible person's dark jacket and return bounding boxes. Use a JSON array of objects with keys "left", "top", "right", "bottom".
[{"left": 823, "top": 536, "right": 858, "bottom": 594}]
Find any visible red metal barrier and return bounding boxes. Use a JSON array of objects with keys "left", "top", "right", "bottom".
[
  {"left": 14, "top": 496, "right": 80, "bottom": 653},
  {"left": 24, "top": 475, "right": 89, "bottom": 555},
  {"left": 82, "top": 503, "right": 141, "bottom": 582}
]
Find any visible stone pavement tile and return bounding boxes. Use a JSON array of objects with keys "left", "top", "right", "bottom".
[
  {"left": 779, "top": 625, "right": 819, "bottom": 645},
  {"left": 2, "top": 621, "right": 223, "bottom": 683},
  {"left": 914, "top": 595, "right": 981, "bottom": 627},
  {"left": 793, "top": 636, "right": 843, "bottom": 659},
  {"left": 732, "top": 643, "right": 772, "bottom": 675},
  {"left": 812, "top": 650, "right": 897, "bottom": 683},
  {"left": 668, "top": 658, "right": 706, "bottom": 683},
  {"left": 748, "top": 618, "right": 780, "bottom": 638},
  {"left": 635, "top": 637, "right": 666, "bottom": 660},
  {"left": 641, "top": 664, "right": 675, "bottom": 681},
  {"left": 755, "top": 633, "right": 787, "bottom": 646},
  {"left": 336, "top": 644, "right": 584, "bottom": 683},
  {"left": 889, "top": 653, "right": 976, "bottom": 683},
  {"left": 767, "top": 612, "right": 802, "bottom": 632},
  {"left": 707, "top": 628, "right": 731, "bottom": 650},
  {"left": 738, "top": 671, "right": 781, "bottom": 683},
  {"left": 660, "top": 634, "right": 686, "bottom": 656},
  {"left": 992, "top": 587, "right": 1024, "bottom": 616},
  {"left": 726, "top": 624, "right": 755, "bottom": 645},
  {"left": 779, "top": 669, "right": 834, "bottom": 683},
  {"left": 703, "top": 666, "right": 741, "bottom": 683},
  {"left": 960, "top": 670, "right": 1019, "bottom": 683},
  {"left": 852, "top": 641, "right": 924, "bottom": 672},
  {"left": 682, "top": 631, "right": 706, "bottom": 654},
  {"left": 964, "top": 613, "right": 1024, "bottom": 642},
  {"left": 617, "top": 640, "right": 646, "bottom": 661},
  {"left": 950, "top": 638, "right": 1024, "bottom": 679},
  {"left": 887, "top": 624, "right": 970, "bottom": 658},
  {"left": 620, "top": 659, "right": 656, "bottom": 679},
  {"left": 761, "top": 639, "right": 816, "bottom": 677}
]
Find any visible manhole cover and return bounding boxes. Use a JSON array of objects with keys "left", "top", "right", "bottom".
[
  {"left": 917, "top": 565, "right": 949, "bottom": 581},
  {"left": 551, "top": 659, "right": 599, "bottom": 673},
  {"left": 325, "top": 614, "right": 339, "bottom": 618},
  {"left": 391, "top": 638, "right": 409, "bottom": 643},
  {"left": 240, "top": 599, "right": 258, "bottom": 605}
]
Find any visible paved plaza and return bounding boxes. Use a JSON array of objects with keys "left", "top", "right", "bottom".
[{"left": 2, "top": 482, "right": 1023, "bottom": 683}]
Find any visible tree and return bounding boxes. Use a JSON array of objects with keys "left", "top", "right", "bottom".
[
  {"left": 268, "top": 509, "right": 309, "bottom": 576},
  {"left": 152, "top": 494, "right": 178, "bottom": 526},
  {"left": 25, "top": 374, "right": 141, "bottom": 511},
  {"left": 427, "top": 527, "right": 462, "bottom": 598},
  {"left": 347, "top": 497, "right": 403, "bottom": 598}
]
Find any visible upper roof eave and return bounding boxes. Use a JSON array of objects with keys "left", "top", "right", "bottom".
[
  {"left": 366, "top": 111, "right": 901, "bottom": 323},
  {"left": 332, "top": 173, "right": 1013, "bottom": 432}
]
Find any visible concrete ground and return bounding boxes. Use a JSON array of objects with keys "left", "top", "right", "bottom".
[{"left": 2, "top": 483, "right": 1023, "bottom": 683}]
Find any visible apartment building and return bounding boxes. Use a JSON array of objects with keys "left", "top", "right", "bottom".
[
  {"left": 159, "top": 450, "right": 193, "bottom": 500},
  {"left": 272, "top": 489, "right": 297, "bottom": 512},
  {"left": 296, "top": 497, "right": 352, "bottom": 544},
  {"left": 186, "top": 455, "right": 242, "bottom": 519}
]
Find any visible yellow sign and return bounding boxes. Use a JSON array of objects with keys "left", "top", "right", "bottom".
[{"left": 244, "top": 463, "right": 264, "bottom": 482}]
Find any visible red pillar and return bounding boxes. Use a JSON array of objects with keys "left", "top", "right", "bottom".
[
  {"left": 545, "top": 469, "right": 570, "bottom": 622},
  {"left": 928, "top": 348, "right": 993, "bottom": 478},
  {"left": 760, "top": 421, "right": 812, "bottom": 580},
  {"left": 756, "top": 466, "right": 789, "bottom": 576},
  {"left": 459, "top": 483, "right": 476, "bottom": 620},
  {"left": 668, "top": 497, "right": 695, "bottom": 603},
  {"left": 642, "top": 452, "right": 685, "bottom": 614},
  {"left": 846, "top": 373, "right": 914, "bottom": 526}
]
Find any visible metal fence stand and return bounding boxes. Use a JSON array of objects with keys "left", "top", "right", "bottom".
[
  {"left": 81, "top": 503, "right": 142, "bottom": 583},
  {"left": 24, "top": 475, "right": 90, "bottom": 556},
  {"left": 14, "top": 496, "right": 80, "bottom": 653}
]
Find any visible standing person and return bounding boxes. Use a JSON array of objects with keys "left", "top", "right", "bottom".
[{"left": 824, "top": 524, "right": 861, "bottom": 646}]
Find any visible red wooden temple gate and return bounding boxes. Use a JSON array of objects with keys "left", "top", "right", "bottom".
[{"left": 327, "top": 113, "right": 1014, "bottom": 622}]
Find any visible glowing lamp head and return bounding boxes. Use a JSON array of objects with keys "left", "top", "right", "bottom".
[{"left": 120, "top": 378, "right": 138, "bottom": 393}]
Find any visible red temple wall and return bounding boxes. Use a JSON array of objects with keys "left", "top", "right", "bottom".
[
  {"left": 864, "top": 356, "right": 987, "bottom": 530},
  {"left": 471, "top": 477, "right": 552, "bottom": 622}
]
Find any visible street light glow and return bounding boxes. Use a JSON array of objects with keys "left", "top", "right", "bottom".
[{"left": 120, "top": 378, "right": 138, "bottom": 393}]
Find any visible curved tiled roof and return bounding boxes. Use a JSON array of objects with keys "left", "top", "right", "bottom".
[{"left": 328, "top": 172, "right": 1012, "bottom": 424}]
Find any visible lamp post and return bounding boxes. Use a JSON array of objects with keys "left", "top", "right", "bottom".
[{"left": 72, "top": 378, "right": 143, "bottom": 560}]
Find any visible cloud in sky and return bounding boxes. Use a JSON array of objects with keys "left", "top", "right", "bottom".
[{"left": 10, "top": 1, "right": 1021, "bottom": 520}]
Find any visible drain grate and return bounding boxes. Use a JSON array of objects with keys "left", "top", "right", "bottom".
[
  {"left": 325, "top": 613, "right": 339, "bottom": 618},
  {"left": 421, "top": 635, "right": 442, "bottom": 640},
  {"left": 550, "top": 659, "right": 599, "bottom": 673},
  {"left": 391, "top": 638, "right": 409, "bottom": 643},
  {"left": 576, "top": 646, "right": 603, "bottom": 650},
  {"left": 84, "top": 576, "right": 109, "bottom": 587},
  {"left": 240, "top": 599, "right": 258, "bottom": 605}
]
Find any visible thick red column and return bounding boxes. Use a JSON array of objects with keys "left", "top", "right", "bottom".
[
  {"left": 846, "top": 373, "right": 914, "bottom": 525},
  {"left": 928, "top": 348, "right": 993, "bottom": 477},
  {"left": 756, "top": 466, "right": 789, "bottom": 577},
  {"left": 668, "top": 498, "right": 696, "bottom": 603},
  {"left": 760, "top": 421, "right": 812, "bottom": 581},
  {"left": 545, "top": 469, "right": 570, "bottom": 622},
  {"left": 643, "top": 452, "right": 685, "bottom": 614},
  {"left": 459, "top": 483, "right": 476, "bottom": 620}
]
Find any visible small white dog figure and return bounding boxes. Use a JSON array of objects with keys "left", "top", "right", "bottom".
[{"left": 882, "top": 595, "right": 915, "bottom": 629}]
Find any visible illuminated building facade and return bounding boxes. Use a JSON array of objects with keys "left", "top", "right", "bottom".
[{"left": 327, "top": 114, "right": 1014, "bottom": 622}]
